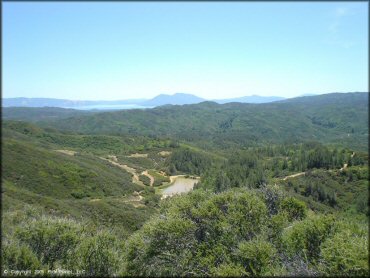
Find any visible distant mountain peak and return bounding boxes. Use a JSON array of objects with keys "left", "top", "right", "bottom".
[{"left": 143, "top": 93, "right": 205, "bottom": 106}]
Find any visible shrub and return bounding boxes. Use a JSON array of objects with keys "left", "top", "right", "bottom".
[
  {"left": 71, "top": 231, "right": 122, "bottom": 276},
  {"left": 15, "top": 216, "right": 82, "bottom": 268},
  {"left": 282, "top": 215, "right": 336, "bottom": 263},
  {"left": 148, "top": 170, "right": 170, "bottom": 186},
  {"left": 124, "top": 216, "right": 197, "bottom": 276},
  {"left": 210, "top": 263, "right": 247, "bottom": 276},
  {"left": 124, "top": 189, "right": 268, "bottom": 276},
  {"left": 267, "top": 212, "right": 289, "bottom": 246},
  {"left": 280, "top": 197, "right": 307, "bottom": 222},
  {"left": 236, "top": 238, "right": 277, "bottom": 275},
  {"left": 2, "top": 242, "right": 41, "bottom": 271},
  {"left": 257, "top": 184, "right": 286, "bottom": 216},
  {"left": 319, "top": 225, "right": 369, "bottom": 276},
  {"left": 138, "top": 174, "right": 151, "bottom": 186},
  {"left": 71, "top": 190, "right": 89, "bottom": 199}
]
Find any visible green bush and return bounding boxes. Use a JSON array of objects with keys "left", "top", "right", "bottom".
[
  {"left": 124, "top": 189, "right": 268, "bottom": 276},
  {"left": 15, "top": 216, "right": 82, "bottom": 268},
  {"left": 5, "top": 211, "right": 125, "bottom": 277},
  {"left": 138, "top": 174, "right": 151, "bottom": 186},
  {"left": 267, "top": 212, "right": 289, "bottom": 246},
  {"left": 236, "top": 238, "right": 277, "bottom": 275},
  {"left": 2, "top": 242, "right": 41, "bottom": 271},
  {"left": 148, "top": 170, "right": 170, "bottom": 186},
  {"left": 71, "top": 190, "right": 90, "bottom": 199},
  {"left": 71, "top": 231, "right": 122, "bottom": 276},
  {"left": 257, "top": 184, "right": 286, "bottom": 216},
  {"left": 280, "top": 197, "right": 307, "bottom": 222},
  {"left": 282, "top": 215, "right": 336, "bottom": 263},
  {"left": 319, "top": 224, "right": 369, "bottom": 276},
  {"left": 210, "top": 263, "right": 247, "bottom": 276},
  {"left": 124, "top": 216, "right": 197, "bottom": 276}
]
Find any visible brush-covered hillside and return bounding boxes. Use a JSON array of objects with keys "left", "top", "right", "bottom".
[
  {"left": 2, "top": 92, "right": 369, "bottom": 276},
  {"left": 17, "top": 92, "right": 366, "bottom": 151}
]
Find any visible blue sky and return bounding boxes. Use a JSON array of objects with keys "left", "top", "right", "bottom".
[{"left": 3, "top": 2, "right": 368, "bottom": 100}]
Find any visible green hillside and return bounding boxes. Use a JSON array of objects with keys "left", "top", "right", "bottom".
[
  {"left": 2, "top": 92, "right": 369, "bottom": 276},
  {"left": 2, "top": 132, "right": 160, "bottom": 236},
  {"left": 2, "top": 107, "right": 94, "bottom": 122},
  {"left": 35, "top": 92, "right": 368, "bottom": 151}
]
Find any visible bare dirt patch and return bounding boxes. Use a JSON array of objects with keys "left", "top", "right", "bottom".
[
  {"left": 127, "top": 153, "right": 148, "bottom": 158},
  {"left": 282, "top": 172, "right": 305, "bottom": 181},
  {"left": 107, "top": 155, "right": 118, "bottom": 162},
  {"left": 158, "top": 151, "right": 171, "bottom": 157},
  {"left": 55, "top": 150, "right": 77, "bottom": 156},
  {"left": 340, "top": 163, "right": 348, "bottom": 172},
  {"left": 158, "top": 171, "right": 168, "bottom": 176}
]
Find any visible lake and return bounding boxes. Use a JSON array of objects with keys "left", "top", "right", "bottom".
[{"left": 162, "top": 176, "right": 199, "bottom": 197}]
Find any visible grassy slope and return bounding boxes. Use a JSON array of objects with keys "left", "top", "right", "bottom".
[
  {"left": 2, "top": 133, "right": 159, "bottom": 237},
  {"left": 2, "top": 92, "right": 368, "bottom": 237}
]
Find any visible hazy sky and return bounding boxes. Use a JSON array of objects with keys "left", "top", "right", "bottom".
[{"left": 3, "top": 2, "right": 368, "bottom": 100}]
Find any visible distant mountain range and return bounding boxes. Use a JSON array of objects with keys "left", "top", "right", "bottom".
[
  {"left": 3, "top": 93, "right": 290, "bottom": 109},
  {"left": 2, "top": 93, "right": 331, "bottom": 109},
  {"left": 2, "top": 97, "right": 147, "bottom": 108}
]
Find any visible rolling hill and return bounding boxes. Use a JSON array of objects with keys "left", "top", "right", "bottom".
[
  {"left": 2, "top": 92, "right": 368, "bottom": 276},
  {"left": 29, "top": 92, "right": 368, "bottom": 151}
]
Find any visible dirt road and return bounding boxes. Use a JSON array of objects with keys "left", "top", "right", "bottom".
[
  {"left": 141, "top": 170, "right": 154, "bottom": 186},
  {"left": 100, "top": 156, "right": 145, "bottom": 186},
  {"left": 281, "top": 172, "right": 305, "bottom": 181}
]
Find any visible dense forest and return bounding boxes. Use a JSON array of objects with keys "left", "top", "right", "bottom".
[{"left": 2, "top": 92, "right": 369, "bottom": 276}]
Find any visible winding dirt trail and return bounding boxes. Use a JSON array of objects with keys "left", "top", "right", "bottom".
[
  {"left": 281, "top": 157, "right": 353, "bottom": 180},
  {"left": 100, "top": 156, "right": 145, "bottom": 186},
  {"left": 55, "top": 149, "right": 77, "bottom": 156},
  {"left": 126, "top": 153, "right": 148, "bottom": 158},
  {"left": 141, "top": 170, "right": 154, "bottom": 186},
  {"left": 281, "top": 172, "right": 305, "bottom": 181}
]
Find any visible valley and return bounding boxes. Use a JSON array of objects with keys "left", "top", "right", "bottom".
[
  {"left": 2, "top": 92, "right": 368, "bottom": 276},
  {"left": 3, "top": 1, "right": 368, "bottom": 275}
]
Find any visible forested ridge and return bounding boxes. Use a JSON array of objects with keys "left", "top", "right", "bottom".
[
  {"left": 2, "top": 92, "right": 369, "bottom": 276},
  {"left": 35, "top": 92, "right": 368, "bottom": 151}
]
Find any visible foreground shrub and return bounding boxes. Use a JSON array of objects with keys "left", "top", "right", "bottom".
[
  {"left": 3, "top": 207, "right": 126, "bottom": 277},
  {"left": 124, "top": 216, "right": 197, "bottom": 276},
  {"left": 236, "top": 238, "right": 277, "bottom": 275},
  {"left": 282, "top": 215, "right": 336, "bottom": 263},
  {"left": 2, "top": 242, "right": 41, "bottom": 271},
  {"left": 319, "top": 224, "right": 369, "bottom": 276},
  {"left": 280, "top": 197, "right": 307, "bottom": 222},
  {"left": 257, "top": 184, "right": 286, "bottom": 216},
  {"left": 210, "top": 263, "right": 247, "bottom": 276},
  {"left": 71, "top": 231, "right": 122, "bottom": 277},
  {"left": 124, "top": 189, "right": 268, "bottom": 276},
  {"left": 15, "top": 216, "right": 81, "bottom": 268}
]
